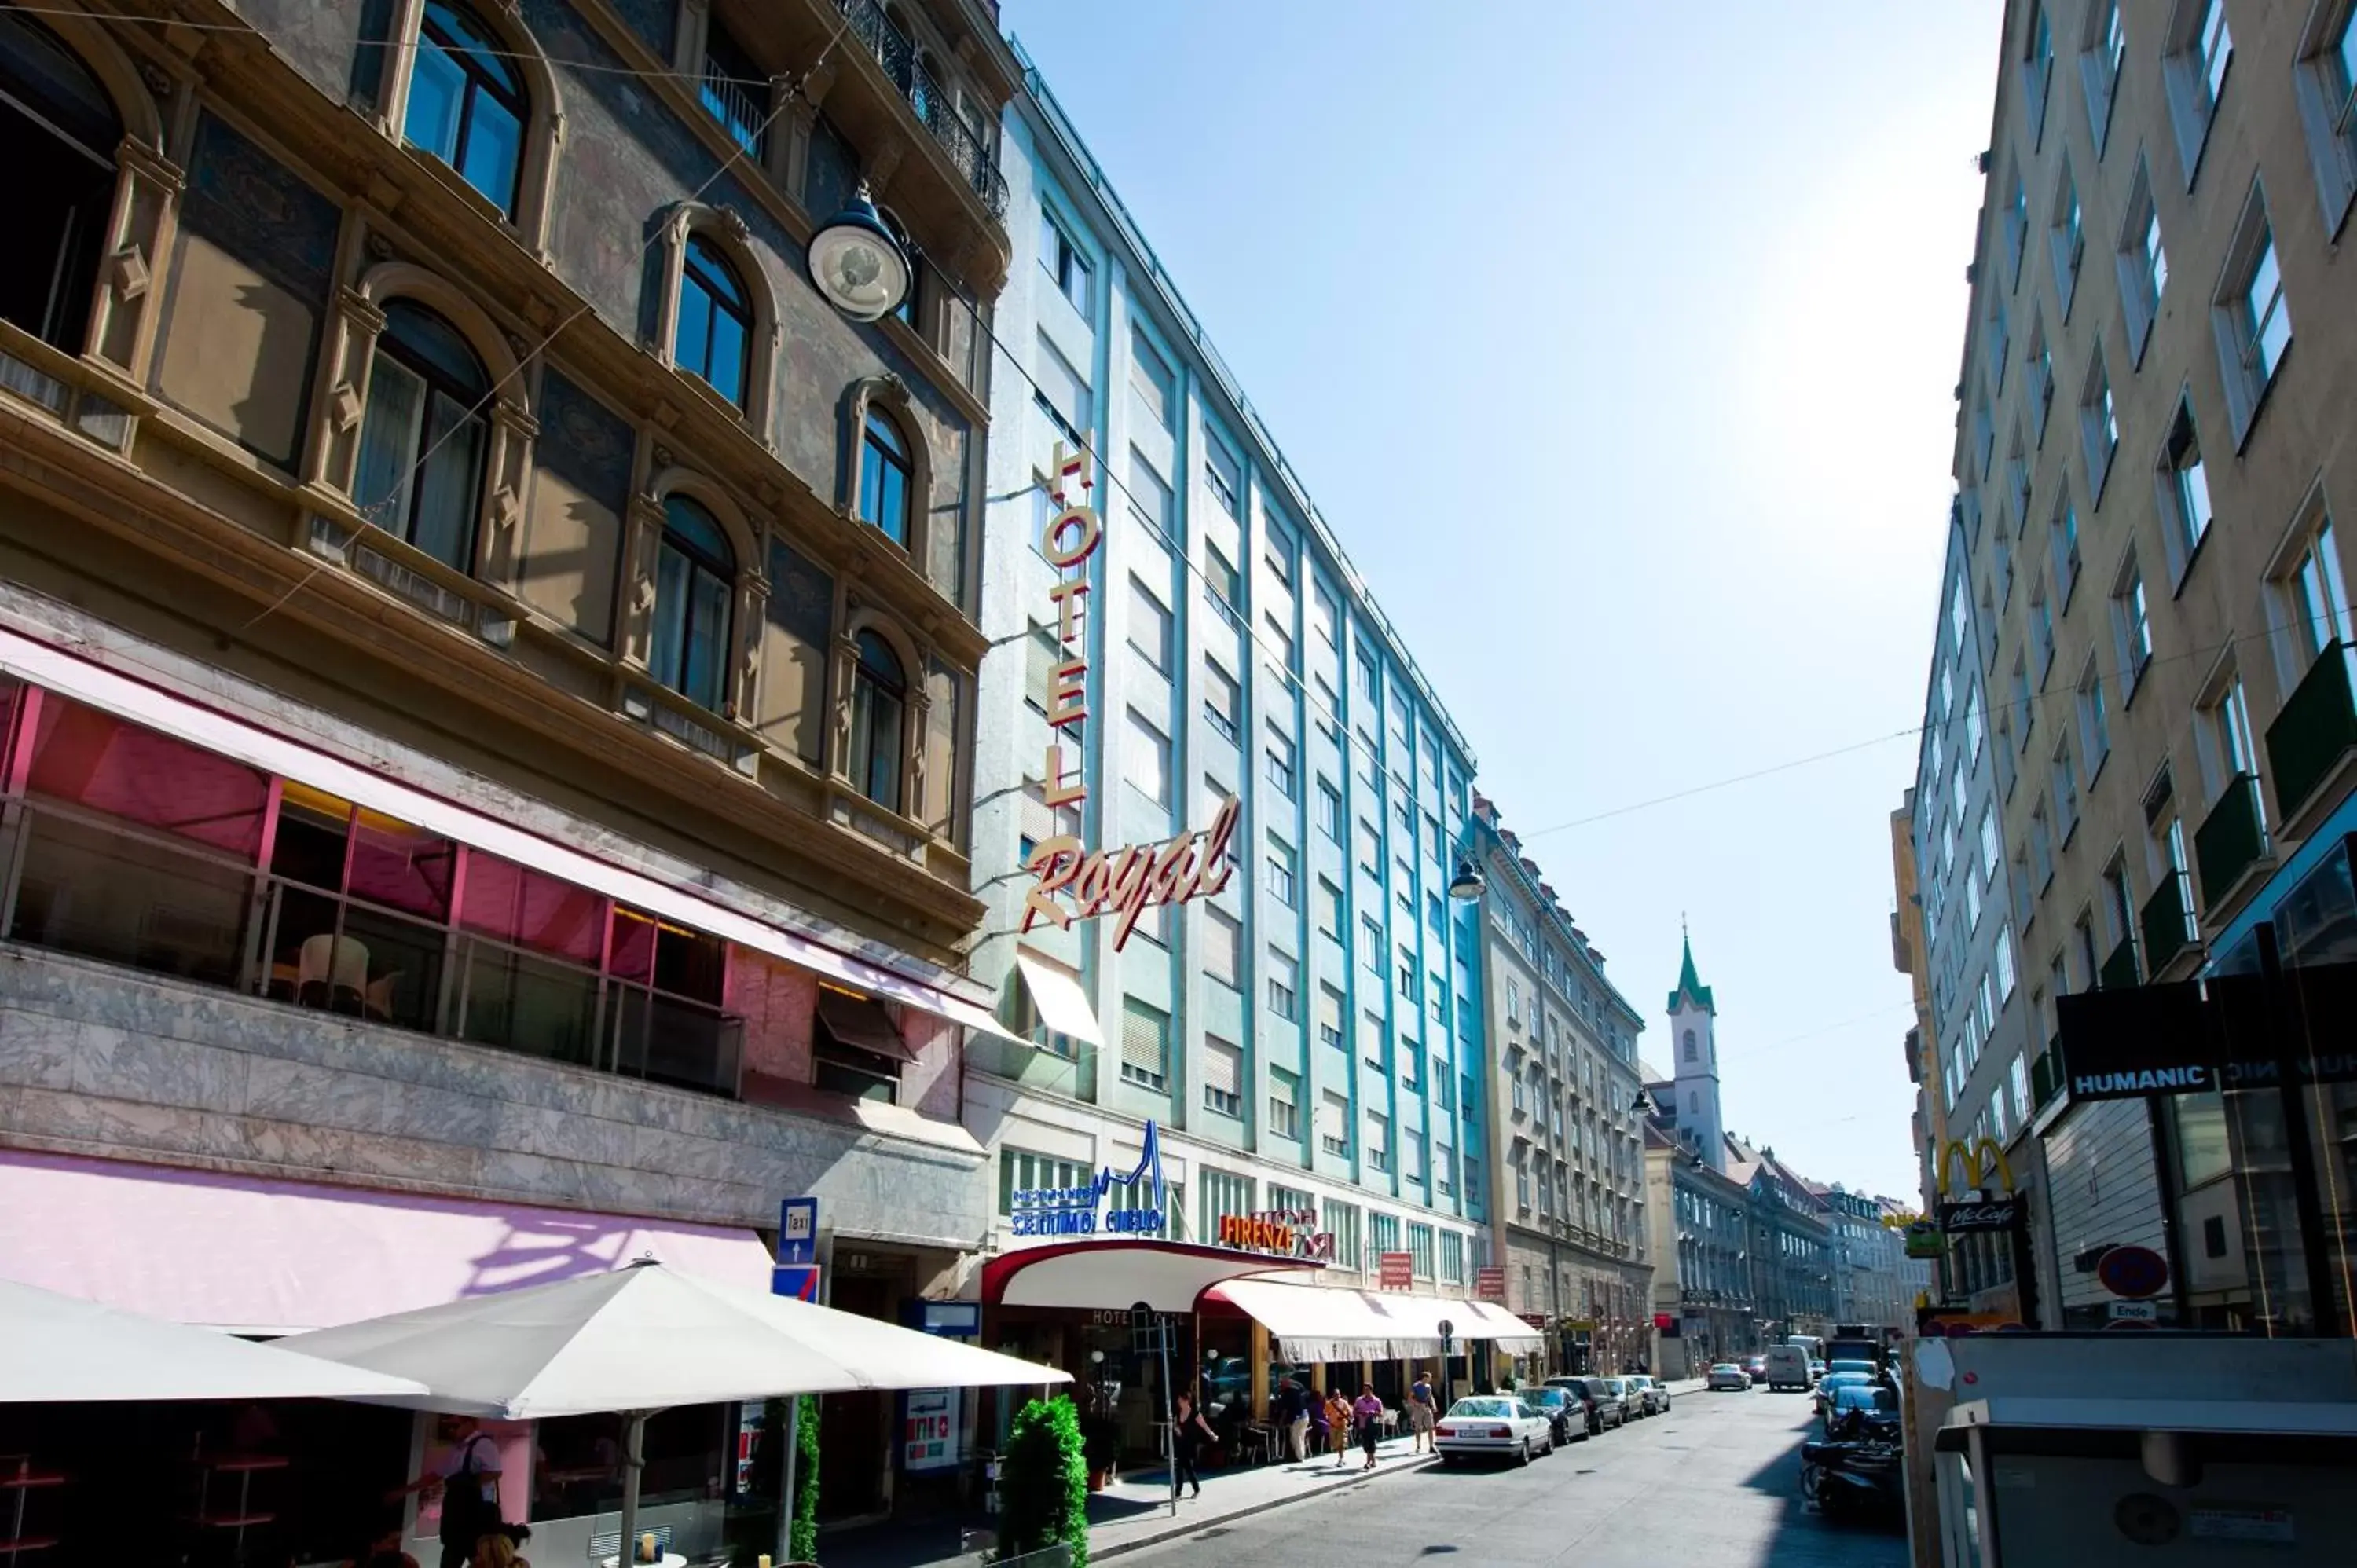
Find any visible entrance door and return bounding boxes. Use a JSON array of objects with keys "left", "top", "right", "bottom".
[{"left": 818, "top": 1276, "right": 893, "bottom": 1521}]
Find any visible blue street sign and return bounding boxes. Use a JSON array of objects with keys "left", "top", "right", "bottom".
[
  {"left": 779, "top": 1196, "right": 819, "bottom": 1264},
  {"left": 772, "top": 1264, "right": 822, "bottom": 1302}
]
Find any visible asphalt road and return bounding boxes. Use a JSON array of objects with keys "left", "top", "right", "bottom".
[{"left": 1113, "top": 1383, "right": 1909, "bottom": 1568}]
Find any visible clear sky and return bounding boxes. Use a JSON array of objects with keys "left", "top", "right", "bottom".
[{"left": 1001, "top": 1, "right": 2003, "bottom": 1202}]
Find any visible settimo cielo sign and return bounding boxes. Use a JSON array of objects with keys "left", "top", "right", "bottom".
[
  {"left": 1008, "top": 1121, "right": 1168, "bottom": 1237},
  {"left": 1021, "top": 444, "right": 1240, "bottom": 950}
]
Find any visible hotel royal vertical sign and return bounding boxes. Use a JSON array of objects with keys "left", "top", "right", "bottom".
[{"left": 1023, "top": 444, "right": 1241, "bottom": 950}]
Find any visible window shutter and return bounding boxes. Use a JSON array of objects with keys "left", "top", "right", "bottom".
[
  {"left": 1122, "top": 998, "right": 1167, "bottom": 1079},
  {"left": 1025, "top": 621, "right": 1058, "bottom": 711},
  {"left": 1317, "top": 986, "right": 1342, "bottom": 1041},
  {"left": 1203, "top": 1035, "right": 1242, "bottom": 1098},
  {"left": 1320, "top": 1090, "right": 1348, "bottom": 1140},
  {"left": 1270, "top": 1066, "right": 1299, "bottom": 1111}
]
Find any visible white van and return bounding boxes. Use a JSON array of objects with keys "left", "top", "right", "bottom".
[{"left": 1764, "top": 1345, "right": 1813, "bottom": 1391}]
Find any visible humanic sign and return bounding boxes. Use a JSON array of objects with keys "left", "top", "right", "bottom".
[{"left": 1021, "top": 444, "right": 1239, "bottom": 950}]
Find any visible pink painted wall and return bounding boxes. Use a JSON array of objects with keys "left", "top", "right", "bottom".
[{"left": 727, "top": 946, "right": 816, "bottom": 1097}]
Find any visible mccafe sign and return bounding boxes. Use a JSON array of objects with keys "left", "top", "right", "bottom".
[
  {"left": 1021, "top": 444, "right": 1240, "bottom": 951},
  {"left": 1216, "top": 1207, "right": 1335, "bottom": 1261},
  {"left": 1937, "top": 1199, "right": 2022, "bottom": 1234}
]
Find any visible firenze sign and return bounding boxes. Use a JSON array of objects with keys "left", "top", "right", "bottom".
[
  {"left": 1021, "top": 445, "right": 1240, "bottom": 951},
  {"left": 1008, "top": 1123, "right": 1169, "bottom": 1238},
  {"left": 1215, "top": 1208, "right": 1335, "bottom": 1261}
]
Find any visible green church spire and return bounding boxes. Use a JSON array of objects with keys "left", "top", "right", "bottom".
[{"left": 1666, "top": 921, "right": 1715, "bottom": 1016}]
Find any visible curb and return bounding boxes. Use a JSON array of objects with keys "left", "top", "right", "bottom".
[{"left": 1092, "top": 1453, "right": 1442, "bottom": 1560}]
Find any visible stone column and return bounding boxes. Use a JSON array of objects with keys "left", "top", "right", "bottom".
[
  {"left": 619, "top": 496, "right": 667, "bottom": 670},
  {"left": 731, "top": 559, "right": 769, "bottom": 725},
  {"left": 314, "top": 288, "right": 387, "bottom": 498},
  {"left": 478, "top": 396, "right": 539, "bottom": 584}
]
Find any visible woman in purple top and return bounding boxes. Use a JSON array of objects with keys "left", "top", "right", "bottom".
[{"left": 1351, "top": 1385, "right": 1385, "bottom": 1470}]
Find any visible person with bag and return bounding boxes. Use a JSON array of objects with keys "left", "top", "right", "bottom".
[
  {"left": 1171, "top": 1391, "right": 1216, "bottom": 1499},
  {"left": 1351, "top": 1384, "right": 1385, "bottom": 1471},
  {"left": 1324, "top": 1389, "right": 1354, "bottom": 1465},
  {"left": 389, "top": 1418, "right": 504, "bottom": 1568}
]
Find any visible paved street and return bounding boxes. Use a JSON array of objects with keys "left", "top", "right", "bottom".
[{"left": 1111, "top": 1386, "right": 1906, "bottom": 1568}]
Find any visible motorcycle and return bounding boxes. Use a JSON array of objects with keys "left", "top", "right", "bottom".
[{"left": 1800, "top": 1410, "right": 1904, "bottom": 1522}]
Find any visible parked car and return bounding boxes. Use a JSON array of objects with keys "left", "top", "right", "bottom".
[
  {"left": 1820, "top": 1381, "right": 1902, "bottom": 1438},
  {"left": 1809, "top": 1359, "right": 1827, "bottom": 1383},
  {"left": 1813, "top": 1370, "right": 1876, "bottom": 1416},
  {"left": 1523, "top": 1386, "right": 1582, "bottom": 1446},
  {"left": 1742, "top": 1355, "right": 1769, "bottom": 1382},
  {"left": 1706, "top": 1362, "right": 1753, "bottom": 1391},
  {"left": 1826, "top": 1358, "right": 1878, "bottom": 1380},
  {"left": 1596, "top": 1376, "right": 1642, "bottom": 1423},
  {"left": 1764, "top": 1346, "right": 1813, "bottom": 1391},
  {"left": 1434, "top": 1394, "right": 1555, "bottom": 1466},
  {"left": 1625, "top": 1374, "right": 1670, "bottom": 1414},
  {"left": 1545, "top": 1375, "right": 1623, "bottom": 1431}
]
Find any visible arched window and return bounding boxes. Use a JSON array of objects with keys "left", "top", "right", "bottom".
[
  {"left": 651, "top": 496, "right": 735, "bottom": 713},
  {"left": 848, "top": 629, "right": 907, "bottom": 810},
  {"left": 858, "top": 408, "right": 912, "bottom": 547},
  {"left": 1682, "top": 1029, "right": 1696, "bottom": 1063},
  {"left": 402, "top": 1, "right": 526, "bottom": 217},
  {"left": 676, "top": 233, "right": 751, "bottom": 408},
  {"left": 0, "top": 13, "right": 119, "bottom": 350},
  {"left": 354, "top": 299, "right": 490, "bottom": 573}
]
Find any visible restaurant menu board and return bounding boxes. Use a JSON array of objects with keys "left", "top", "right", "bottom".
[
  {"left": 902, "top": 1388, "right": 959, "bottom": 1471},
  {"left": 1378, "top": 1252, "right": 1413, "bottom": 1291}
]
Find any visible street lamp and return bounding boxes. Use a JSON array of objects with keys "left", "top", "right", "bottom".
[
  {"left": 1632, "top": 1086, "right": 1658, "bottom": 1118},
  {"left": 807, "top": 182, "right": 911, "bottom": 321},
  {"left": 1446, "top": 858, "right": 1484, "bottom": 901}
]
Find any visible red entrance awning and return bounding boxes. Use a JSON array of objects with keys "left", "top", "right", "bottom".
[{"left": 982, "top": 1240, "right": 1319, "bottom": 1314}]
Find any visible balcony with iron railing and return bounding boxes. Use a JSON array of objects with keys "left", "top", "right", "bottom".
[
  {"left": 2266, "top": 642, "right": 2357, "bottom": 829},
  {"left": 2195, "top": 772, "right": 2270, "bottom": 911},
  {"left": 830, "top": 0, "right": 1008, "bottom": 218},
  {"left": 2031, "top": 1042, "right": 2065, "bottom": 1109},
  {"left": 2139, "top": 872, "right": 2198, "bottom": 976}
]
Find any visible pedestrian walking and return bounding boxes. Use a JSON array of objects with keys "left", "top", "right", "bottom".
[
  {"left": 1352, "top": 1384, "right": 1384, "bottom": 1471},
  {"left": 1307, "top": 1383, "right": 1332, "bottom": 1459},
  {"left": 1276, "top": 1378, "right": 1309, "bottom": 1462},
  {"left": 1325, "top": 1388, "right": 1354, "bottom": 1466},
  {"left": 387, "top": 1418, "right": 502, "bottom": 1568},
  {"left": 1171, "top": 1391, "right": 1216, "bottom": 1499},
  {"left": 1406, "top": 1369, "right": 1437, "bottom": 1454}
]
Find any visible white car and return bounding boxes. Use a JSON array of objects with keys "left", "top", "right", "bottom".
[
  {"left": 1705, "top": 1362, "right": 1753, "bottom": 1391},
  {"left": 1434, "top": 1394, "right": 1556, "bottom": 1466},
  {"left": 1626, "top": 1374, "right": 1670, "bottom": 1414}
]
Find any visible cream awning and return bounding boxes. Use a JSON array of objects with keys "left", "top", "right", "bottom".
[
  {"left": 1016, "top": 952, "right": 1104, "bottom": 1046},
  {"left": 1209, "top": 1277, "right": 1544, "bottom": 1362}
]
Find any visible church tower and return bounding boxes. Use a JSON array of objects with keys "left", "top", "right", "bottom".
[{"left": 1668, "top": 926, "right": 1726, "bottom": 1174}]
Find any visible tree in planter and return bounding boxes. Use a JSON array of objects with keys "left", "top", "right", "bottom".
[
  {"left": 790, "top": 1397, "right": 820, "bottom": 1563},
  {"left": 999, "top": 1395, "right": 1087, "bottom": 1568}
]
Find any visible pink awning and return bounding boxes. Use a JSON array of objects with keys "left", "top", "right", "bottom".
[{"left": 0, "top": 1150, "right": 775, "bottom": 1335}]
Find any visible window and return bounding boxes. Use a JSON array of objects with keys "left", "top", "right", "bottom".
[
  {"left": 1318, "top": 878, "right": 1343, "bottom": 943},
  {"left": 2050, "top": 166, "right": 2084, "bottom": 317},
  {"left": 355, "top": 301, "right": 490, "bottom": 573},
  {"left": 1986, "top": 290, "right": 2011, "bottom": 386},
  {"left": 1365, "top": 1110, "right": 1391, "bottom": 1172},
  {"left": 699, "top": 23, "right": 769, "bottom": 159},
  {"left": 1130, "top": 327, "right": 1174, "bottom": 432},
  {"left": 1312, "top": 583, "right": 1340, "bottom": 649},
  {"left": 1120, "top": 996, "right": 1169, "bottom": 1090},
  {"left": 1980, "top": 807, "right": 2001, "bottom": 883},
  {"left": 845, "top": 628, "right": 910, "bottom": 809},
  {"left": 1266, "top": 836, "right": 1296, "bottom": 909},
  {"left": 2113, "top": 556, "right": 2154, "bottom": 698},
  {"left": 1039, "top": 209, "right": 1091, "bottom": 313},
  {"left": 403, "top": 2, "right": 526, "bottom": 216},
  {"left": 1967, "top": 683, "right": 1987, "bottom": 760},
  {"left": 2002, "top": 169, "right": 2029, "bottom": 284},
  {"left": 2279, "top": 515, "right": 2354, "bottom": 687},
  {"left": 1261, "top": 609, "right": 1296, "bottom": 676},
  {"left": 1269, "top": 1066, "right": 1300, "bottom": 1138},
  {"left": 2166, "top": 0, "right": 2233, "bottom": 183},
  {"left": 1965, "top": 866, "right": 1983, "bottom": 930},
  {"left": 2048, "top": 499, "right": 2080, "bottom": 606},
  {"left": 2030, "top": 576, "right": 2055, "bottom": 683},
  {"left": 650, "top": 496, "right": 736, "bottom": 714},
  {"left": 1266, "top": 727, "right": 1297, "bottom": 800},
  {"left": 2197, "top": 676, "right": 2262, "bottom": 815},
  {"left": 2078, "top": 658, "right": 2110, "bottom": 773},
  {"left": 2028, "top": 315, "right": 2055, "bottom": 441},
  {"left": 1204, "top": 436, "right": 1242, "bottom": 518},
  {"left": 1202, "top": 1035, "right": 1243, "bottom": 1118},
  {"left": 1032, "top": 336, "right": 1089, "bottom": 442},
  {"left": 2118, "top": 160, "right": 2166, "bottom": 365},
  {"left": 1440, "top": 1231, "right": 1466, "bottom": 1285},
  {"left": 2296, "top": 9, "right": 2357, "bottom": 232},
  {"left": 1128, "top": 575, "right": 1172, "bottom": 672},
  {"left": 2080, "top": 0, "right": 2126, "bottom": 153},
  {"left": 2157, "top": 396, "right": 2214, "bottom": 581},
  {"left": 1268, "top": 948, "right": 1299, "bottom": 1020},
  {"left": 2215, "top": 192, "right": 2291, "bottom": 442},
  {"left": 1359, "top": 914, "right": 1382, "bottom": 973},
  {"left": 0, "top": 13, "right": 115, "bottom": 351},
  {"left": 1203, "top": 660, "right": 1240, "bottom": 743},
  {"left": 2023, "top": 3, "right": 2053, "bottom": 143},
  {"left": 1124, "top": 710, "right": 1171, "bottom": 806},
  {"left": 2034, "top": 794, "right": 2057, "bottom": 887},
  {"left": 1204, "top": 906, "right": 1242, "bottom": 988},
  {"left": 1971, "top": 397, "right": 1996, "bottom": 483},
  {"left": 674, "top": 234, "right": 753, "bottom": 408},
  {"left": 1310, "top": 985, "right": 1343, "bottom": 1061},
  {"left": 2053, "top": 735, "right": 2080, "bottom": 841},
  {"left": 857, "top": 408, "right": 913, "bottom": 548},
  {"left": 1204, "top": 541, "right": 1241, "bottom": 615},
  {"left": 2162, "top": 815, "right": 2200, "bottom": 943},
  {"left": 2080, "top": 347, "right": 2118, "bottom": 501},
  {"left": 1316, "top": 778, "right": 1341, "bottom": 840},
  {"left": 1408, "top": 1222, "right": 1435, "bottom": 1280},
  {"left": 1682, "top": 1028, "right": 1696, "bottom": 1063}
]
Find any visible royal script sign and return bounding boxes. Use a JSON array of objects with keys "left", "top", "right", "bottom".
[{"left": 1020, "top": 445, "right": 1237, "bottom": 950}]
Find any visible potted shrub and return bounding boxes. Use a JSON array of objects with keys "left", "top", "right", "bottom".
[
  {"left": 998, "top": 1395, "right": 1087, "bottom": 1568},
  {"left": 1080, "top": 1411, "right": 1120, "bottom": 1493}
]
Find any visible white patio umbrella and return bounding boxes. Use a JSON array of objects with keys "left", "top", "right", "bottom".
[
  {"left": 0, "top": 1277, "right": 428, "bottom": 1402},
  {"left": 277, "top": 1259, "right": 1068, "bottom": 1563}
]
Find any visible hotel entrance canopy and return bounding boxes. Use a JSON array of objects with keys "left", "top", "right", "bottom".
[
  {"left": 1208, "top": 1276, "right": 1545, "bottom": 1363},
  {"left": 981, "top": 1240, "right": 1319, "bottom": 1313}
]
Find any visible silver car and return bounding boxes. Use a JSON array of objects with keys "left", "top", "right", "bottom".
[
  {"left": 1625, "top": 1373, "right": 1670, "bottom": 1414},
  {"left": 1596, "top": 1376, "right": 1642, "bottom": 1423},
  {"left": 1706, "top": 1361, "right": 1752, "bottom": 1390}
]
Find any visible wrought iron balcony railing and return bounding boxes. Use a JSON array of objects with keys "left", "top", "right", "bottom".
[
  {"left": 2139, "top": 872, "right": 2198, "bottom": 973},
  {"left": 831, "top": 0, "right": 1009, "bottom": 219},
  {"left": 2099, "top": 936, "right": 2140, "bottom": 991},
  {"left": 2194, "top": 771, "right": 2269, "bottom": 910},
  {"left": 2265, "top": 642, "right": 2357, "bottom": 826}
]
